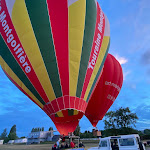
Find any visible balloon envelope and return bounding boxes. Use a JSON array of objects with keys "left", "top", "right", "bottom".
[
  {"left": 0, "top": 0, "right": 110, "bottom": 135},
  {"left": 85, "top": 54, "right": 123, "bottom": 127}
]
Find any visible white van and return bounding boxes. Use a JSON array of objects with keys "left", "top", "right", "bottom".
[{"left": 88, "top": 134, "right": 146, "bottom": 150}]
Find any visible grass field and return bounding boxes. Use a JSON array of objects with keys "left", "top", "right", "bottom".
[
  {"left": 0, "top": 141, "right": 149, "bottom": 150},
  {"left": 0, "top": 141, "right": 98, "bottom": 150},
  {"left": 0, "top": 143, "right": 97, "bottom": 150}
]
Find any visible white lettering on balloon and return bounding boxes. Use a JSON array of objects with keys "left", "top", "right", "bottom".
[
  {"left": 0, "top": 3, "right": 31, "bottom": 74},
  {"left": 105, "top": 81, "right": 121, "bottom": 92},
  {"left": 107, "top": 94, "right": 115, "bottom": 102},
  {"left": 88, "top": 7, "right": 104, "bottom": 70}
]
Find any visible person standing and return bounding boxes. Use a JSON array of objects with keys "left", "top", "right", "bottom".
[
  {"left": 56, "top": 138, "right": 62, "bottom": 150},
  {"left": 70, "top": 139, "right": 75, "bottom": 148}
]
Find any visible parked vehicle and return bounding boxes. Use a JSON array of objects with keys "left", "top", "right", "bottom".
[{"left": 88, "top": 134, "right": 146, "bottom": 150}]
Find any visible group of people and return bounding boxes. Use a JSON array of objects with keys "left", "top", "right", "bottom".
[{"left": 52, "top": 137, "right": 85, "bottom": 150}]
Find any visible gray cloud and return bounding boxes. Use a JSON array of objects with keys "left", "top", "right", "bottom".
[
  {"left": 146, "top": 68, "right": 150, "bottom": 75},
  {"left": 141, "top": 50, "right": 150, "bottom": 65}
]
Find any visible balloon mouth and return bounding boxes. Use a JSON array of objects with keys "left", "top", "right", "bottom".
[
  {"left": 50, "top": 109, "right": 84, "bottom": 135},
  {"left": 88, "top": 117, "right": 100, "bottom": 127},
  {"left": 92, "top": 121, "right": 98, "bottom": 128},
  {"left": 54, "top": 120, "right": 80, "bottom": 136}
]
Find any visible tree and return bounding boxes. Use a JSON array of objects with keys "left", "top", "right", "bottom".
[
  {"left": 101, "top": 127, "right": 140, "bottom": 137},
  {"left": 104, "top": 111, "right": 117, "bottom": 129},
  {"left": 80, "top": 130, "right": 95, "bottom": 138},
  {"left": 104, "top": 107, "right": 138, "bottom": 130},
  {"left": 42, "top": 127, "right": 44, "bottom": 131},
  {"left": 20, "top": 136, "right": 26, "bottom": 139},
  {"left": 49, "top": 127, "right": 53, "bottom": 131},
  {"left": 115, "top": 107, "right": 138, "bottom": 128},
  {"left": 0, "top": 128, "right": 7, "bottom": 140},
  {"left": 34, "top": 128, "right": 38, "bottom": 132},
  {"left": 73, "top": 125, "right": 80, "bottom": 136},
  {"left": 31, "top": 128, "right": 35, "bottom": 132},
  {"left": 0, "top": 128, "right": 9, "bottom": 143},
  {"left": 144, "top": 129, "right": 150, "bottom": 135},
  {"left": 8, "top": 125, "right": 18, "bottom": 140}
]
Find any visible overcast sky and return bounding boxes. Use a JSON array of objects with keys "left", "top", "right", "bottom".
[{"left": 0, "top": 0, "right": 150, "bottom": 137}]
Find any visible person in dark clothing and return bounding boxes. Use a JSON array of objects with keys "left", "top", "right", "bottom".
[
  {"left": 61, "top": 134, "right": 65, "bottom": 142},
  {"left": 79, "top": 142, "right": 85, "bottom": 148},
  {"left": 65, "top": 142, "right": 69, "bottom": 148},
  {"left": 52, "top": 143, "right": 57, "bottom": 150},
  {"left": 139, "top": 142, "right": 144, "bottom": 150},
  {"left": 111, "top": 142, "right": 119, "bottom": 150}
]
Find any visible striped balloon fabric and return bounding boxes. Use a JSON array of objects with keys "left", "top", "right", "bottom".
[{"left": 0, "top": 0, "right": 110, "bottom": 135}]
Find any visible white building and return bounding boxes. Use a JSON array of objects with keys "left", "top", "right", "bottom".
[
  {"left": 27, "top": 131, "right": 54, "bottom": 144},
  {"left": 0, "top": 140, "right": 4, "bottom": 145},
  {"left": 14, "top": 138, "right": 27, "bottom": 144},
  {"left": 8, "top": 140, "right": 14, "bottom": 144}
]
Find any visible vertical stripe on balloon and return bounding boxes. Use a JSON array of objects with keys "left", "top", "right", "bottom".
[
  {"left": 25, "top": 0, "right": 62, "bottom": 98},
  {"left": 76, "top": 0, "right": 97, "bottom": 98},
  {"left": 81, "top": 3, "right": 105, "bottom": 99},
  {"left": 46, "top": 0, "right": 69, "bottom": 96},
  {"left": 86, "top": 14, "right": 110, "bottom": 102},
  {"left": 86, "top": 38, "right": 110, "bottom": 102},
  {"left": 69, "top": 0, "right": 86, "bottom": 97},
  {"left": 84, "top": 37, "right": 109, "bottom": 101}
]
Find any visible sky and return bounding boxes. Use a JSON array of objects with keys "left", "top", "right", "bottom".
[{"left": 0, "top": 0, "right": 150, "bottom": 137}]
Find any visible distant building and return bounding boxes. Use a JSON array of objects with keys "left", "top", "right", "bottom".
[
  {"left": 8, "top": 138, "right": 27, "bottom": 144},
  {"left": 0, "top": 140, "right": 4, "bottom": 145},
  {"left": 92, "top": 129, "right": 101, "bottom": 137},
  {"left": 7, "top": 130, "right": 58, "bottom": 145},
  {"left": 8, "top": 140, "right": 14, "bottom": 144},
  {"left": 14, "top": 138, "right": 27, "bottom": 144},
  {"left": 27, "top": 130, "right": 56, "bottom": 144}
]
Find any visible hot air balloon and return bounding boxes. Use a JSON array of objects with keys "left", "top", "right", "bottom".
[
  {"left": 0, "top": 0, "right": 110, "bottom": 135},
  {"left": 85, "top": 54, "right": 123, "bottom": 127}
]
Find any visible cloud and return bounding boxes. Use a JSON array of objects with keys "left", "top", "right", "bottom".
[
  {"left": 0, "top": 108, "right": 12, "bottom": 115},
  {"left": 114, "top": 54, "right": 128, "bottom": 65},
  {"left": 140, "top": 50, "right": 150, "bottom": 82},
  {"left": 140, "top": 49, "right": 150, "bottom": 65},
  {"left": 146, "top": 69, "right": 150, "bottom": 74},
  {"left": 137, "top": 119, "right": 150, "bottom": 125},
  {"left": 131, "top": 0, "right": 150, "bottom": 52},
  {"left": 134, "top": 104, "right": 150, "bottom": 118},
  {"left": 123, "top": 70, "right": 131, "bottom": 81},
  {"left": 130, "top": 84, "right": 136, "bottom": 89}
]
